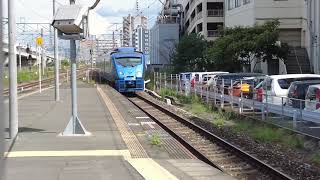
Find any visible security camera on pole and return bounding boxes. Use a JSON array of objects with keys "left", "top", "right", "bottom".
[{"left": 52, "top": 0, "right": 100, "bottom": 136}]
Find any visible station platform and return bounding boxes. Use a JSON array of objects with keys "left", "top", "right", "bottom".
[{"left": 4, "top": 82, "right": 234, "bottom": 180}]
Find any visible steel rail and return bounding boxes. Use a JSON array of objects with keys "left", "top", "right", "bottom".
[{"left": 130, "top": 93, "right": 294, "bottom": 180}]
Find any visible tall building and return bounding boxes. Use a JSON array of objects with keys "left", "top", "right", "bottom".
[
  {"left": 133, "top": 25, "right": 150, "bottom": 63},
  {"left": 182, "top": 0, "right": 224, "bottom": 41},
  {"left": 150, "top": 23, "right": 180, "bottom": 68},
  {"left": 134, "top": 16, "right": 148, "bottom": 29},
  {"left": 149, "top": 0, "right": 183, "bottom": 70},
  {"left": 122, "top": 14, "right": 135, "bottom": 47}
]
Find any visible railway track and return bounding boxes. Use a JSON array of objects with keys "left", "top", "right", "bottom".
[
  {"left": 3, "top": 69, "right": 87, "bottom": 96},
  {"left": 128, "top": 93, "right": 293, "bottom": 180}
]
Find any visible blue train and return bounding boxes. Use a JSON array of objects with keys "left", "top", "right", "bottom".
[{"left": 100, "top": 47, "right": 145, "bottom": 93}]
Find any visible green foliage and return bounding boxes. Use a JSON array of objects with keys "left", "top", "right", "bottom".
[
  {"left": 212, "top": 112, "right": 225, "bottom": 127},
  {"left": 61, "top": 59, "right": 70, "bottom": 67},
  {"left": 150, "top": 133, "right": 161, "bottom": 146},
  {"left": 311, "top": 153, "right": 320, "bottom": 165},
  {"left": 172, "top": 33, "right": 208, "bottom": 73},
  {"left": 205, "top": 20, "right": 289, "bottom": 72},
  {"left": 281, "top": 134, "right": 304, "bottom": 148},
  {"left": 234, "top": 121, "right": 251, "bottom": 133},
  {"left": 251, "top": 127, "right": 284, "bottom": 142}
]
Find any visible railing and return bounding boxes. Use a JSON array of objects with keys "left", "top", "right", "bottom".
[
  {"left": 207, "top": 9, "right": 224, "bottom": 17},
  {"left": 153, "top": 72, "right": 320, "bottom": 139},
  {"left": 207, "top": 30, "right": 219, "bottom": 37}
]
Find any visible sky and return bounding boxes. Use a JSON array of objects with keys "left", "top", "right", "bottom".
[{"left": 2, "top": 0, "right": 162, "bottom": 35}]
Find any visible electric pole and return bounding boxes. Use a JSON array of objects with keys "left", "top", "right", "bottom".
[
  {"left": 53, "top": 0, "right": 60, "bottom": 101},
  {"left": 8, "top": 0, "right": 19, "bottom": 139}
]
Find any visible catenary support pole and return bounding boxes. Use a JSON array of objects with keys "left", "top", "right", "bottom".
[
  {"left": 53, "top": 0, "right": 60, "bottom": 101},
  {"left": 0, "top": 0, "right": 6, "bottom": 178},
  {"left": 8, "top": 0, "right": 18, "bottom": 139}
]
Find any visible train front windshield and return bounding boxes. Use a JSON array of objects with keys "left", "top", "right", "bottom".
[{"left": 115, "top": 57, "right": 141, "bottom": 67}]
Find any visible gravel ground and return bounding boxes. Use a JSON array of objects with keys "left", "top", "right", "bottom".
[{"left": 141, "top": 91, "right": 320, "bottom": 180}]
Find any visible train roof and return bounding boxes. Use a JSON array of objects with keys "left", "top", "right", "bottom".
[{"left": 111, "top": 47, "right": 143, "bottom": 55}]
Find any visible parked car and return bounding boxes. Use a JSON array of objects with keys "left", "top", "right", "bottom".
[
  {"left": 202, "top": 72, "right": 229, "bottom": 86},
  {"left": 304, "top": 85, "right": 320, "bottom": 112},
  {"left": 214, "top": 73, "right": 263, "bottom": 94},
  {"left": 287, "top": 80, "right": 320, "bottom": 109},
  {"left": 230, "top": 76, "right": 266, "bottom": 98},
  {"left": 261, "top": 74, "right": 320, "bottom": 105}
]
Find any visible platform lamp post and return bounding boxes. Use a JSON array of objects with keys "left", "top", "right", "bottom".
[{"left": 52, "top": 0, "right": 100, "bottom": 136}]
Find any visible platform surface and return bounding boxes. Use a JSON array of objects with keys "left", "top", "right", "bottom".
[{"left": 4, "top": 83, "right": 234, "bottom": 180}]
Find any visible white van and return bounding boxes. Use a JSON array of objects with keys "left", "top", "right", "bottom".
[
  {"left": 261, "top": 74, "right": 320, "bottom": 105},
  {"left": 305, "top": 84, "right": 320, "bottom": 112}
]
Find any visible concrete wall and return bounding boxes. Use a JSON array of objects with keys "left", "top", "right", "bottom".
[
  {"left": 150, "top": 23, "right": 180, "bottom": 65},
  {"left": 225, "top": 0, "right": 255, "bottom": 27}
]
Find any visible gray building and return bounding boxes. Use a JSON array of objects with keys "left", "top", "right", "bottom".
[{"left": 150, "top": 23, "right": 179, "bottom": 67}]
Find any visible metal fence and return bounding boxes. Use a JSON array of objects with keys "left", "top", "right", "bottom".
[{"left": 153, "top": 72, "right": 320, "bottom": 138}]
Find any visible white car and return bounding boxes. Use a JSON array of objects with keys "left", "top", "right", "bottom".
[
  {"left": 305, "top": 84, "right": 320, "bottom": 112},
  {"left": 204, "top": 72, "right": 229, "bottom": 88},
  {"left": 261, "top": 74, "right": 320, "bottom": 105}
]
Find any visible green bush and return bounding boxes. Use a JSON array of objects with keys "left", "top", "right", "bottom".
[
  {"left": 312, "top": 153, "right": 320, "bottom": 165},
  {"left": 251, "top": 127, "right": 284, "bottom": 143}
]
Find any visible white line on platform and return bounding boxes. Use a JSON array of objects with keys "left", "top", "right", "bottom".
[
  {"left": 140, "top": 122, "right": 156, "bottom": 129},
  {"left": 128, "top": 123, "right": 140, "bottom": 126},
  {"left": 127, "top": 158, "right": 178, "bottom": 180},
  {"left": 4, "top": 150, "right": 131, "bottom": 158},
  {"left": 136, "top": 116, "right": 150, "bottom": 119}
]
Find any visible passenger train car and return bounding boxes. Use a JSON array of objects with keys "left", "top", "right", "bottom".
[{"left": 100, "top": 47, "right": 145, "bottom": 93}]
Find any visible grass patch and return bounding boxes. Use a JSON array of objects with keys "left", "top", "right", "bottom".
[
  {"left": 233, "top": 121, "right": 251, "bottom": 133},
  {"left": 251, "top": 127, "right": 284, "bottom": 143},
  {"left": 311, "top": 153, "right": 320, "bottom": 165},
  {"left": 150, "top": 133, "right": 161, "bottom": 146},
  {"left": 281, "top": 134, "right": 304, "bottom": 148}
]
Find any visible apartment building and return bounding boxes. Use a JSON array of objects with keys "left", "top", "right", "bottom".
[
  {"left": 122, "top": 14, "right": 135, "bottom": 47},
  {"left": 182, "top": 0, "right": 224, "bottom": 41},
  {"left": 225, "top": 0, "right": 307, "bottom": 75},
  {"left": 133, "top": 25, "right": 150, "bottom": 63}
]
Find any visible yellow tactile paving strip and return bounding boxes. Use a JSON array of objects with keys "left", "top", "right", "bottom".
[{"left": 97, "top": 85, "right": 148, "bottom": 158}]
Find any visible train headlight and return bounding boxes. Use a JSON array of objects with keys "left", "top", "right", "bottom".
[
  {"left": 119, "top": 71, "right": 124, "bottom": 76},
  {"left": 136, "top": 71, "right": 142, "bottom": 77}
]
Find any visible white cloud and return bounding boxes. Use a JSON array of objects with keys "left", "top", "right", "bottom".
[{"left": 2, "top": 0, "right": 162, "bottom": 35}]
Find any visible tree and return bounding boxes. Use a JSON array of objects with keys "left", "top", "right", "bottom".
[
  {"left": 206, "top": 20, "right": 289, "bottom": 72},
  {"left": 172, "top": 33, "right": 207, "bottom": 73}
]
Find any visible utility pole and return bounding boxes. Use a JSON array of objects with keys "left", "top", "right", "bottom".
[
  {"left": 41, "top": 28, "right": 45, "bottom": 75},
  {"left": 53, "top": 0, "right": 60, "bottom": 101},
  {"left": 0, "top": 0, "right": 6, "bottom": 178},
  {"left": 8, "top": 0, "right": 19, "bottom": 139}
]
